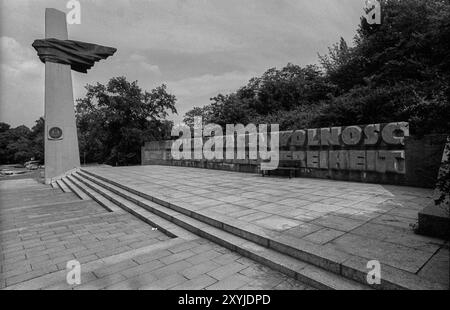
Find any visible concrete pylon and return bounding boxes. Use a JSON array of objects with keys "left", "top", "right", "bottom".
[{"left": 44, "top": 8, "right": 80, "bottom": 184}]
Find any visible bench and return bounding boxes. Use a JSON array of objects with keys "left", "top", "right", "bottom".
[{"left": 259, "top": 165, "right": 301, "bottom": 179}]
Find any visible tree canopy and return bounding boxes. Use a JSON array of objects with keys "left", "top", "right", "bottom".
[
  {"left": 76, "top": 76, "right": 177, "bottom": 166},
  {"left": 0, "top": 118, "right": 44, "bottom": 164},
  {"left": 184, "top": 0, "right": 450, "bottom": 135}
]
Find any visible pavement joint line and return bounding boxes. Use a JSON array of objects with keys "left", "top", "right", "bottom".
[{"left": 414, "top": 246, "right": 443, "bottom": 275}]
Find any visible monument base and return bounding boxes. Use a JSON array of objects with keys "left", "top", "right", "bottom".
[{"left": 44, "top": 167, "right": 80, "bottom": 185}]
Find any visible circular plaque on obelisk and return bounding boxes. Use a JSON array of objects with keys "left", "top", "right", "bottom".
[{"left": 48, "top": 127, "right": 63, "bottom": 140}]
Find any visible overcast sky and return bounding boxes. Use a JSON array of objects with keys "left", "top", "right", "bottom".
[{"left": 0, "top": 0, "right": 363, "bottom": 128}]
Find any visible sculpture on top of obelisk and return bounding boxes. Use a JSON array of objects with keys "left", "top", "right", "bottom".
[{"left": 32, "top": 8, "right": 116, "bottom": 184}]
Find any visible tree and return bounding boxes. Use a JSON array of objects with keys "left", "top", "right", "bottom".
[
  {"left": 0, "top": 122, "right": 10, "bottom": 133},
  {"left": 0, "top": 121, "right": 44, "bottom": 165},
  {"left": 183, "top": 63, "right": 336, "bottom": 128},
  {"left": 1, "top": 125, "right": 33, "bottom": 164},
  {"left": 207, "top": 94, "right": 255, "bottom": 127},
  {"left": 183, "top": 106, "right": 213, "bottom": 128},
  {"left": 317, "top": 0, "right": 450, "bottom": 134},
  {"left": 29, "top": 117, "right": 45, "bottom": 163},
  {"left": 238, "top": 64, "right": 335, "bottom": 115},
  {"left": 318, "top": 37, "right": 364, "bottom": 92},
  {"left": 249, "top": 105, "right": 322, "bottom": 131},
  {"left": 76, "top": 76, "right": 177, "bottom": 166}
]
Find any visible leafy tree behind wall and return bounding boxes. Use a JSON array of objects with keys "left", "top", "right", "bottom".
[
  {"left": 183, "top": 106, "right": 214, "bottom": 129},
  {"left": 183, "top": 64, "right": 335, "bottom": 130},
  {"left": 76, "top": 76, "right": 177, "bottom": 166},
  {"left": 316, "top": 0, "right": 450, "bottom": 134},
  {"left": 0, "top": 118, "right": 44, "bottom": 165},
  {"left": 184, "top": 0, "right": 450, "bottom": 135}
]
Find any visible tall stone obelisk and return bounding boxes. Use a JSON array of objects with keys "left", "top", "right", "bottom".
[{"left": 44, "top": 8, "right": 80, "bottom": 184}]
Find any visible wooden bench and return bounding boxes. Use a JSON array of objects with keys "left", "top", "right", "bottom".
[{"left": 259, "top": 165, "right": 301, "bottom": 179}]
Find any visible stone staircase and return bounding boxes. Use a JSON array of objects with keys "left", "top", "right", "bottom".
[{"left": 61, "top": 169, "right": 446, "bottom": 290}]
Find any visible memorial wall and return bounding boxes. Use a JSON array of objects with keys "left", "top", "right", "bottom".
[
  {"left": 142, "top": 122, "right": 447, "bottom": 188},
  {"left": 274, "top": 122, "right": 408, "bottom": 174}
]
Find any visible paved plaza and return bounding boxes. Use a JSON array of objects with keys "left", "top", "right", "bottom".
[
  {"left": 82, "top": 165, "right": 449, "bottom": 288},
  {"left": 0, "top": 178, "right": 313, "bottom": 290}
]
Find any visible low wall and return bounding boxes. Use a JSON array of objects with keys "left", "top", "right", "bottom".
[
  {"left": 141, "top": 122, "right": 447, "bottom": 188},
  {"left": 418, "top": 138, "right": 450, "bottom": 239}
]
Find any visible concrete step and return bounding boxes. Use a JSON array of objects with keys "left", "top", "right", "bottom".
[
  {"left": 80, "top": 168, "right": 448, "bottom": 291},
  {"left": 74, "top": 170, "right": 370, "bottom": 290},
  {"left": 0, "top": 200, "right": 115, "bottom": 235},
  {"left": 62, "top": 176, "right": 91, "bottom": 200},
  {"left": 0, "top": 190, "right": 81, "bottom": 210},
  {"left": 72, "top": 172, "right": 186, "bottom": 239},
  {"left": 56, "top": 179, "right": 71, "bottom": 193},
  {"left": 67, "top": 174, "right": 122, "bottom": 213}
]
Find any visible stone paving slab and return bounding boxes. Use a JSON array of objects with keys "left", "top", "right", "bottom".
[
  {"left": 0, "top": 178, "right": 312, "bottom": 290},
  {"left": 82, "top": 165, "right": 449, "bottom": 288}
]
